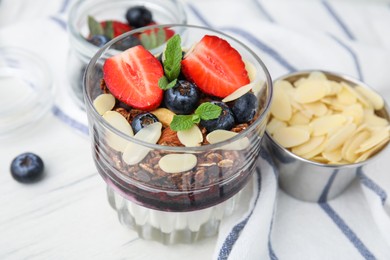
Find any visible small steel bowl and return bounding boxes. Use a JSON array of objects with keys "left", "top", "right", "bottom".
[{"left": 264, "top": 70, "right": 390, "bottom": 202}]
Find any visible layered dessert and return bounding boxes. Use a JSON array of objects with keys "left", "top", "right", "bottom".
[{"left": 84, "top": 25, "right": 271, "bottom": 242}]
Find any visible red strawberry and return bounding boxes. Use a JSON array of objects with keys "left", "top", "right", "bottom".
[
  {"left": 181, "top": 35, "right": 250, "bottom": 98},
  {"left": 100, "top": 21, "right": 132, "bottom": 38},
  {"left": 143, "top": 22, "right": 175, "bottom": 41},
  {"left": 103, "top": 45, "right": 164, "bottom": 110}
]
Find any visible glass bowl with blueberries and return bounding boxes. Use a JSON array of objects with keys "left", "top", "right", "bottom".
[
  {"left": 83, "top": 24, "right": 273, "bottom": 244},
  {"left": 67, "top": 0, "right": 187, "bottom": 109}
]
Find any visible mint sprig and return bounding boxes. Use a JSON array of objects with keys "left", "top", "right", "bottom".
[
  {"left": 104, "top": 21, "right": 114, "bottom": 39},
  {"left": 158, "top": 34, "right": 182, "bottom": 90},
  {"left": 195, "top": 102, "right": 222, "bottom": 120},
  {"left": 88, "top": 16, "right": 104, "bottom": 36},
  {"left": 158, "top": 77, "right": 177, "bottom": 91},
  {"left": 170, "top": 102, "right": 222, "bottom": 131},
  {"left": 87, "top": 16, "right": 115, "bottom": 40}
]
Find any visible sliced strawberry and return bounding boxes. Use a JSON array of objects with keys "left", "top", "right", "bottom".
[
  {"left": 143, "top": 22, "right": 175, "bottom": 41},
  {"left": 100, "top": 20, "right": 132, "bottom": 38},
  {"left": 103, "top": 45, "right": 164, "bottom": 110},
  {"left": 181, "top": 35, "right": 250, "bottom": 98}
]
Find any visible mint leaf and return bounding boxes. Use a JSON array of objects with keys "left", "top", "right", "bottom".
[
  {"left": 158, "top": 76, "right": 168, "bottom": 90},
  {"left": 192, "top": 114, "right": 200, "bottom": 124},
  {"left": 163, "top": 34, "right": 182, "bottom": 81},
  {"left": 88, "top": 16, "right": 104, "bottom": 36},
  {"left": 156, "top": 28, "right": 167, "bottom": 46},
  {"left": 195, "top": 102, "right": 222, "bottom": 120},
  {"left": 139, "top": 28, "right": 167, "bottom": 50},
  {"left": 158, "top": 77, "right": 177, "bottom": 90},
  {"left": 103, "top": 21, "right": 114, "bottom": 39},
  {"left": 169, "top": 102, "right": 222, "bottom": 131},
  {"left": 170, "top": 115, "right": 194, "bottom": 131},
  {"left": 166, "top": 79, "right": 177, "bottom": 89},
  {"left": 140, "top": 33, "right": 156, "bottom": 49}
]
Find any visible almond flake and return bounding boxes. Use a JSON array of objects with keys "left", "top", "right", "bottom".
[
  {"left": 103, "top": 111, "right": 134, "bottom": 152},
  {"left": 222, "top": 82, "right": 254, "bottom": 103},
  {"left": 271, "top": 84, "right": 292, "bottom": 121},
  {"left": 151, "top": 108, "right": 175, "bottom": 127},
  {"left": 122, "top": 122, "right": 162, "bottom": 165},
  {"left": 355, "top": 85, "right": 384, "bottom": 110},
  {"left": 93, "top": 93, "right": 116, "bottom": 115},
  {"left": 206, "top": 129, "right": 249, "bottom": 150},
  {"left": 177, "top": 125, "right": 203, "bottom": 147},
  {"left": 158, "top": 154, "right": 197, "bottom": 173},
  {"left": 273, "top": 126, "right": 310, "bottom": 148}
]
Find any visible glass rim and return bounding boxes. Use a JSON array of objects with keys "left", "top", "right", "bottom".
[
  {"left": 68, "top": 0, "right": 187, "bottom": 59},
  {"left": 84, "top": 24, "right": 273, "bottom": 152}
]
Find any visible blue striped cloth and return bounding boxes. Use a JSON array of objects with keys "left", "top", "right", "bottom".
[
  {"left": 1, "top": 0, "right": 390, "bottom": 259},
  {"left": 186, "top": 1, "right": 390, "bottom": 259}
]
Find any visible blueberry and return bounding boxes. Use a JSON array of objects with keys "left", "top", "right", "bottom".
[
  {"left": 87, "top": 34, "right": 110, "bottom": 47},
  {"left": 113, "top": 35, "right": 141, "bottom": 51},
  {"left": 164, "top": 80, "right": 200, "bottom": 115},
  {"left": 10, "top": 153, "right": 44, "bottom": 183},
  {"left": 125, "top": 6, "right": 153, "bottom": 28},
  {"left": 200, "top": 101, "right": 235, "bottom": 132},
  {"left": 231, "top": 92, "right": 258, "bottom": 123},
  {"left": 131, "top": 112, "right": 159, "bottom": 134}
]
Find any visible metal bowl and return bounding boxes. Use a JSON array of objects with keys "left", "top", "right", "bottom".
[{"left": 264, "top": 70, "right": 390, "bottom": 202}]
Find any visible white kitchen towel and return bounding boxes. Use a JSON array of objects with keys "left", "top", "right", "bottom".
[
  {"left": 2, "top": 0, "right": 390, "bottom": 259},
  {"left": 192, "top": 0, "right": 390, "bottom": 259}
]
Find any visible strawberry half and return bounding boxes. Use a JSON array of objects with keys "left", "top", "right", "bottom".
[
  {"left": 100, "top": 21, "right": 132, "bottom": 38},
  {"left": 103, "top": 45, "right": 164, "bottom": 110},
  {"left": 181, "top": 35, "right": 250, "bottom": 98},
  {"left": 143, "top": 22, "right": 175, "bottom": 41}
]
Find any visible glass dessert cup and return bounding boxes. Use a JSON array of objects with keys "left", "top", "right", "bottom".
[
  {"left": 67, "top": 0, "right": 187, "bottom": 109},
  {"left": 83, "top": 25, "right": 273, "bottom": 244}
]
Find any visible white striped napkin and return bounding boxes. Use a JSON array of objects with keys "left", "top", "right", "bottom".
[
  {"left": 2, "top": 0, "right": 390, "bottom": 259},
  {"left": 185, "top": 0, "right": 390, "bottom": 259}
]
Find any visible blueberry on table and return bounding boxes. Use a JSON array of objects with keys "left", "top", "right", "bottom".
[
  {"left": 10, "top": 152, "right": 44, "bottom": 183},
  {"left": 200, "top": 101, "right": 235, "bottom": 132},
  {"left": 126, "top": 6, "right": 153, "bottom": 28},
  {"left": 87, "top": 34, "right": 110, "bottom": 47},
  {"left": 164, "top": 80, "right": 200, "bottom": 115},
  {"left": 131, "top": 112, "right": 159, "bottom": 134},
  {"left": 231, "top": 92, "right": 258, "bottom": 123}
]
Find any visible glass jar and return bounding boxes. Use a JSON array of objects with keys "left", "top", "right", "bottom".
[
  {"left": 83, "top": 25, "right": 273, "bottom": 244},
  {"left": 67, "top": 0, "right": 187, "bottom": 109}
]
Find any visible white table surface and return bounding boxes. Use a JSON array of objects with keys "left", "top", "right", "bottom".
[
  {"left": 2, "top": 0, "right": 390, "bottom": 259},
  {"left": 0, "top": 115, "right": 217, "bottom": 259}
]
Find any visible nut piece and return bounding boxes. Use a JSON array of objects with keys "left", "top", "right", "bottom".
[
  {"left": 177, "top": 125, "right": 203, "bottom": 147},
  {"left": 271, "top": 82, "right": 292, "bottom": 121},
  {"left": 206, "top": 129, "right": 249, "bottom": 150},
  {"left": 267, "top": 71, "right": 390, "bottom": 164},
  {"left": 244, "top": 60, "right": 256, "bottom": 82},
  {"left": 273, "top": 126, "right": 310, "bottom": 148},
  {"left": 158, "top": 127, "right": 183, "bottom": 146},
  {"left": 122, "top": 122, "right": 162, "bottom": 165},
  {"left": 151, "top": 108, "right": 175, "bottom": 127},
  {"left": 93, "top": 93, "right": 116, "bottom": 115},
  {"left": 295, "top": 79, "right": 328, "bottom": 103},
  {"left": 222, "top": 82, "right": 254, "bottom": 103},
  {"left": 158, "top": 154, "right": 197, "bottom": 173},
  {"left": 103, "top": 111, "right": 134, "bottom": 152},
  {"left": 218, "top": 159, "right": 233, "bottom": 168},
  {"left": 355, "top": 86, "right": 384, "bottom": 110}
]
